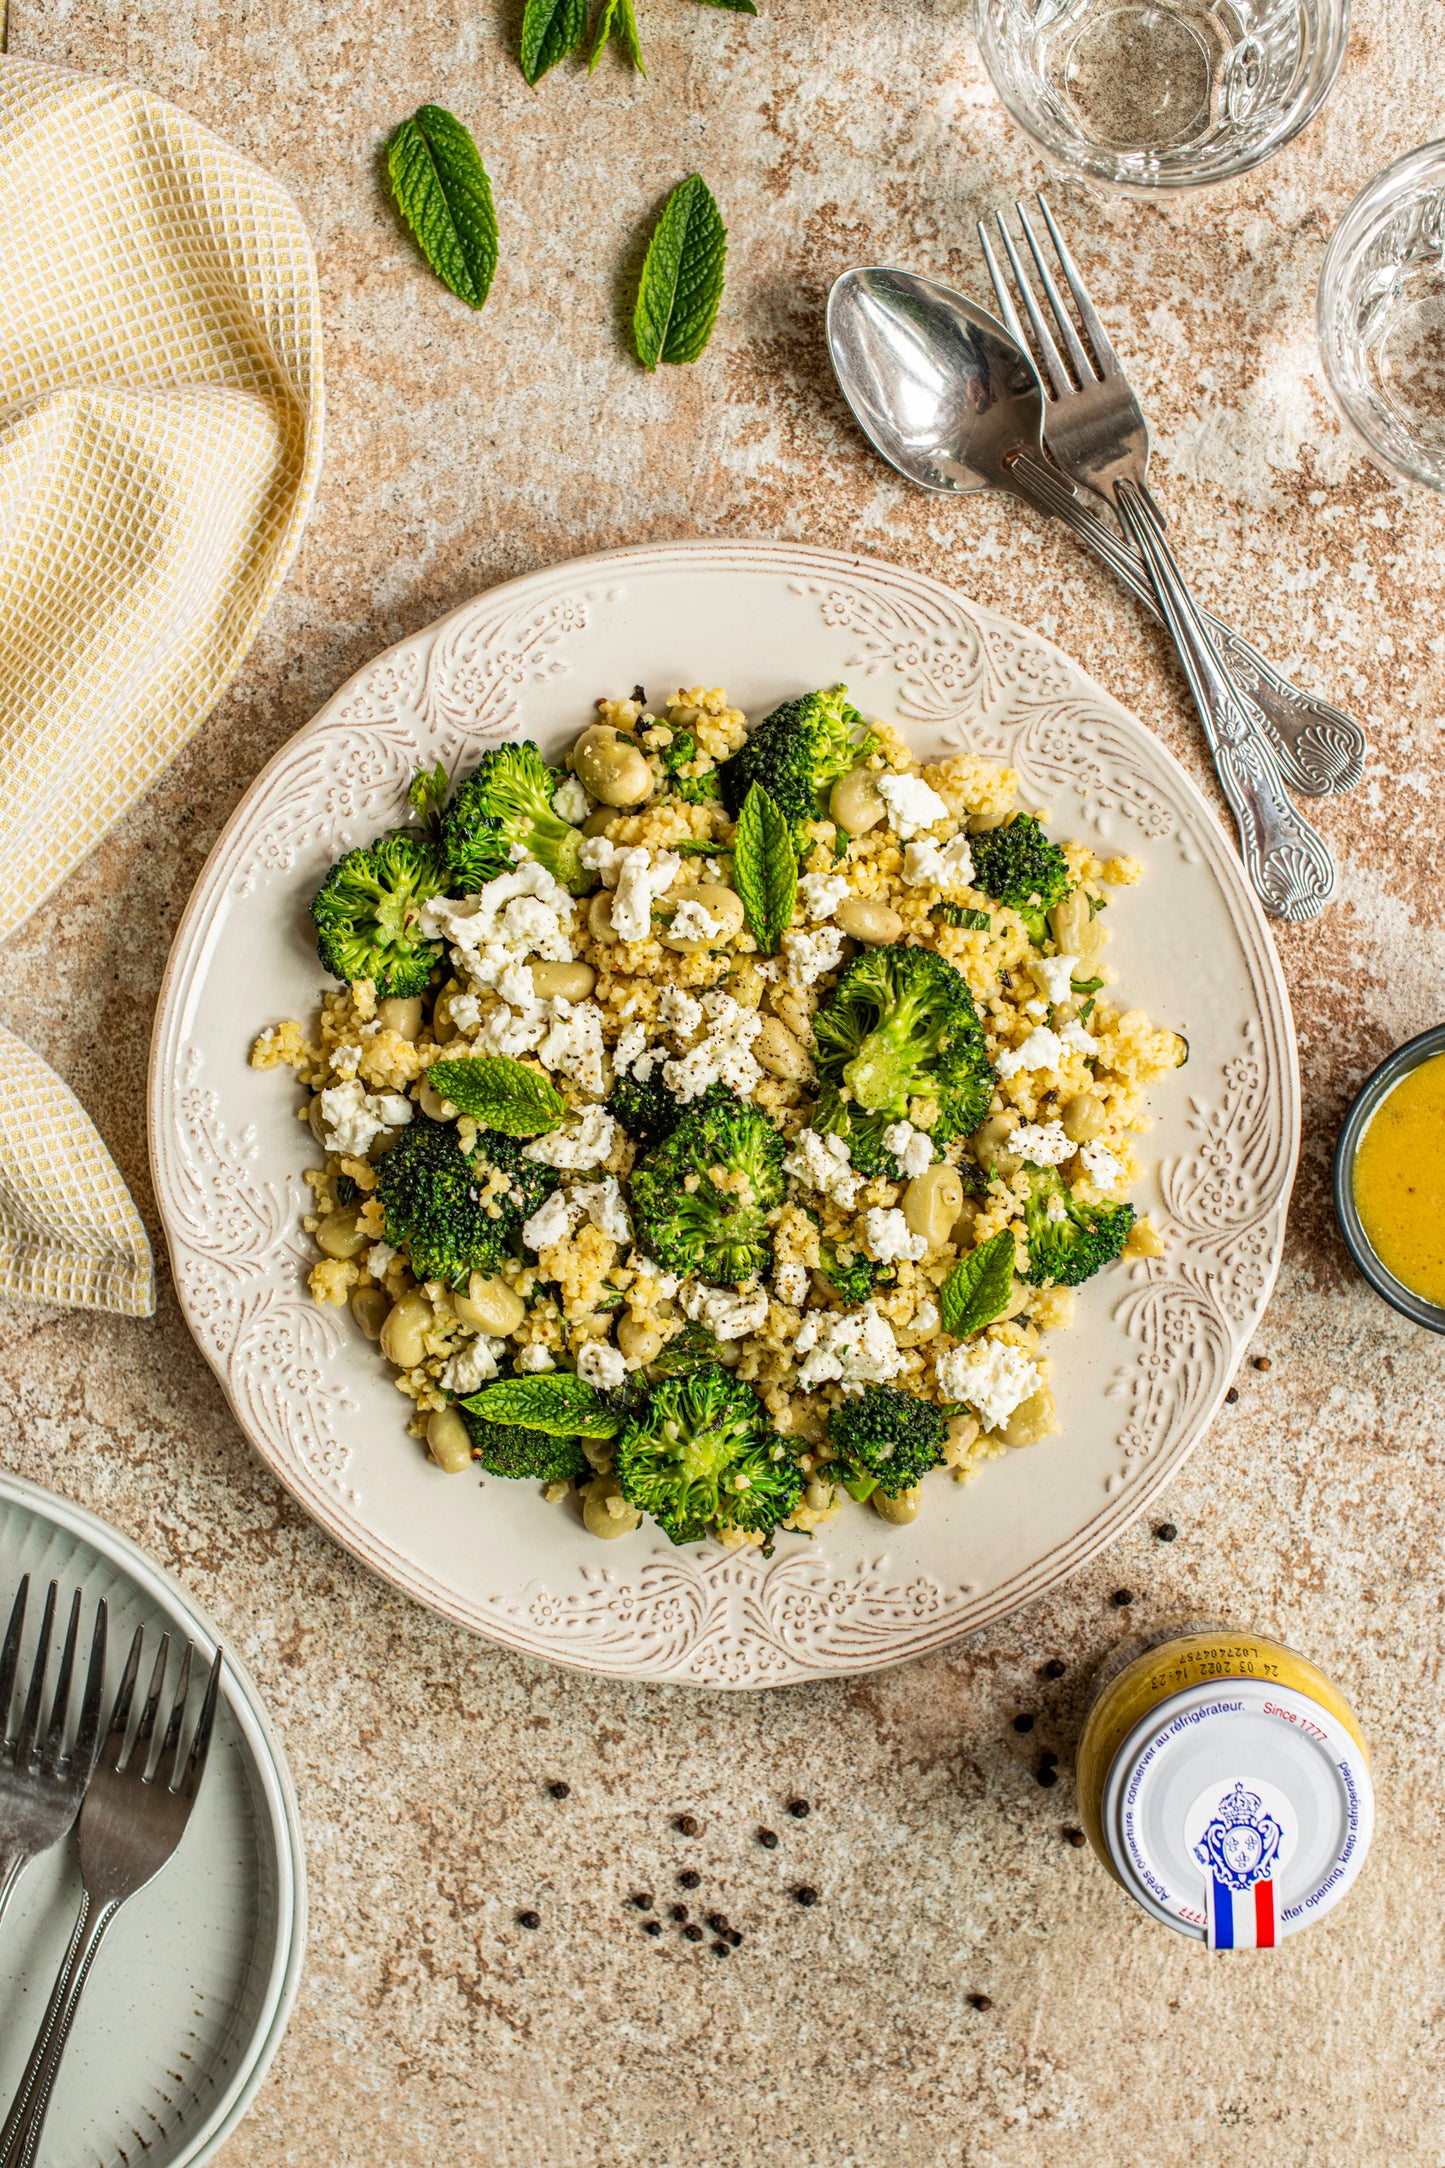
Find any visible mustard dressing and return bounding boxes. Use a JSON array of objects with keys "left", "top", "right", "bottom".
[{"left": 1352, "top": 1052, "right": 1445, "bottom": 1307}]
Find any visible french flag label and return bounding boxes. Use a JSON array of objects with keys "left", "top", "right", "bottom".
[{"left": 1193, "top": 1783, "right": 1284, "bottom": 1952}]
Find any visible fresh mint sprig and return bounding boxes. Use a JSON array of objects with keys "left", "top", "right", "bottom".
[
  {"left": 634, "top": 174, "right": 727, "bottom": 369},
  {"left": 462, "top": 1374, "right": 621, "bottom": 1437},
  {"left": 732, "top": 782, "right": 796, "bottom": 954},
  {"left": 520, "top": 0, "right": 588, "bottom": 81},
  {"left": 939, "top": 1229, "right": 1016, "bottom": 1340},
  {"left": 425, "top": 1057, "right": 568, "bottom": 1136},
  {"left": 386, "top": 106, "right": 499, "bottom": 310}
]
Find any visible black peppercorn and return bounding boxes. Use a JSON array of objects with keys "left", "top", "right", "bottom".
[
  {"left": 726, "top": 1929, "right": 743, "bottom": 1947},
  {"left": 670, "top": 1904, "right": 688, "bottom": 1921},
  {"left": 548, "top": 1781, "right": 571, "bottom": 1799},
  {"left": 1225, "top": 1386, "right": 1239, "bottom": 1404},
  {"left": 1039, "top": 1747, "right": 1059, "bottom": 1767},
  {"left": 795, "top": 1885, "right": 819, "bottom": 1906},
  {"left": 1013, "top": 1713, "right": 1035, "bottom": 1734},
  {"left": 679, "top": 1869, "right": 701, "bottom": 1889},
  {"left": 712, "top": 1940, "right": 730, "bottom": 1957},
  {"left": 1037, "top": 1764, "right": 1058, "bottom": 1788},
  {"left": 758, "top": 1828, "right": 779, "bottom": 1849},
  {"left": 1254, "top": 1355, "right": 1272, "bottom": 1371},
  {"left": 1155, "top": 1523, "right": 1177, "bottom": 1542},
  {"left": 643, "top": 1920, "right": 662, "bottom": 1937},
  {"left": 1112, "top": 1588, "right": 1133, "bottom": 1607},
  {"left": 968, "top": 1993, "right": 992, "bottom": 2011},
  {"left": 631, "top": 1893, "right": 654, "bottom": 1911},
  {"left": 675, "top": 1814, "right": 699, "bottom": 1836},
  {"left": 706, "top": 1912, "right": 730, "bottom": 1933},
  {"left": 518, "top": 1910, "right": 541, "bottom": 1929},
  {"left": 683, "top": 1923, "right": 703, "bottom": 1942},
  {"left": 788, "top": 1799, "right": 811, "bottom": 1818},
  {"left": 1042, "top": 1658, "right": 1066, "bottom": 1679},
  {"left": 1064, "top": 1827, "right": 1086, "bottom": 1848}
]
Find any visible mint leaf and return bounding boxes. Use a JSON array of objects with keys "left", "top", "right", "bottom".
[
  {"left": 685, "top": 0, "right": 757, "bottom": 11},
  {"left": 386, "top": 106, "right": 499, "bottom": 310},
  {"left": 1070, "top": 974, "right": 1104, "bottom": 994},
  {"left": 520, "top": 0, "right": 587, "bottom": 82},
  {"left": 733, "top": 783, "right": 796, "bottom": 954},
  {"left": 939, "top": 1229, "right": 1016, "bottom": 1339},
  {"left": 633, "top": 174, "right": 727, "bottom": 369},
  {"left": 590, "top": 0, "right": 645, "bottom": 70},
  {"left": 461, "top": 1375, "right": 621, "bottom": 1437},
  {"left": 426, "top": 1057, "right": 568, "bottom": 1135}
]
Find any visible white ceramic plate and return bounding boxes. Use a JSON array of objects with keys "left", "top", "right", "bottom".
[
  {"left": 150, "top": 541, "right": 1298, "bottom": 1688},
  {"left": 0, "top": 1472, "right": 304, "bottom": 2163}
]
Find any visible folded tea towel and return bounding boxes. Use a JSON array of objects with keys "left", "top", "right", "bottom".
[{"left": 0, "top": 55, "right": 324, "bottom": 1316}]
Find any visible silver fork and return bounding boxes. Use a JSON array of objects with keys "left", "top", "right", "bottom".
[
  {"left": 0, "top": 1629, "right": 222, "bottom": 2168},
  {"left": 981, "top": 196, "right": 1338, "bottom": 925},
  {"left": 0, "top": 1578, "right": 108, "bottom": 1932}
]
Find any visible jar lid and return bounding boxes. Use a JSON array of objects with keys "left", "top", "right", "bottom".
[{"left": 1100, "top": 1679, "right": 1374, "bottom": 1946}]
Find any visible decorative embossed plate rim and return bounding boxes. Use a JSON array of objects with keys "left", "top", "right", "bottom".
[{"left": 149, "top": 541, "right": 1298, "bottom": 1687}]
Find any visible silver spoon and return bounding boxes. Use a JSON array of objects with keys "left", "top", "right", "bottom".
[{"left": 826, "top": 264, "right": 1363, "bottom": 802}]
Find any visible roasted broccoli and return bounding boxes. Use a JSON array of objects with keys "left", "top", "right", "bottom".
[
  {"left": 458, "top": 1413, "right": 589, "bottom": 1482},
  {"left": 1021, "top": 1165, "right": 1135, "bottom": 1287},
  {"left": 310, "top": 831, "right": 447, "bottom": 997},
  {"left": 827, "top": 1385, "right": 946, "bottom": 1501},
  {"left": 661, "top": 728, "right": 719, "bottom": 805},
  {"left": 718, "top": 684, "right": 878, "bottom": 832},
  {"left": 614, "top": 1365, "right": 802, "bottom": 1544},
  {"left": 442, "top": 740, "right": 591, "bottom": 895},
  {"left": 812, "top": 944, "right": 996, "bottom": 1173},
  {"left": 377, "top": 1116, "right": 558, "bottom": 1286},
  {"left": 606, "top": 1069, "right": 729, "bottom": 1154},
  {"left": 630, "top": 1100, "right": 786, "bottom": 1282},
  {"left": 968, "top": 814, "right": 1073, "bottom": 942},
  {"left": 817, "top": 1239, "right": 888, "bottom": 1306}
]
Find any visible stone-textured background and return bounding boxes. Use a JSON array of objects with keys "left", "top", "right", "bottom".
[{"left": 2, "top": 0, "right": 1443, "bottom": 2159}]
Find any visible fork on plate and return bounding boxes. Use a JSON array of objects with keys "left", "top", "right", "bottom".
[
  {"left": 0, "top": 1627, "right": 222, "bottom": 2168},
  {"left": 0, "top": 1578, "right": 108, "bottom": 1932},
  {"left": 979, "top": 196, "right": 1341, "bottom": 926}
]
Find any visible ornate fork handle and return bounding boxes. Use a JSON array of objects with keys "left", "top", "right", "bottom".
[
  {"left": 1008, "top": 456, "right": 1366, "bottom": 799},
  {"left": 1114, "top": 479, "right": 1337, "bottom": 923},
  {"left": 0, "top": 1889, "right": 118, "bottom": 2168}
]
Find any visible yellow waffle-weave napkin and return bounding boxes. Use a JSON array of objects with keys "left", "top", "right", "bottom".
[{"left": 0, "top": 56, "right": 324, "bottom": 1316}]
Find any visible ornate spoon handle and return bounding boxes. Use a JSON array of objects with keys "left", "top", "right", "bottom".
[
  {"left": 1113, "top": 479, "right": 1337, "bottom": 923},
  {"left": 1009, "top": 456, "right": 1366, "bottom": 800}
]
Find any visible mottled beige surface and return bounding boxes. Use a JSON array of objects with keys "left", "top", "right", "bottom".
[{"left": 1, "top": 1, "right": 1442, "bottom": 2160}]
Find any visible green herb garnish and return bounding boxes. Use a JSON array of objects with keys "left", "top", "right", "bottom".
[
  {"left": 935, "top": 903, "right": 991, "bottom": 930},
  {"left": 462, "top": 1374, "right": 622, "bottom": 1437},
  {"left": 633, "top": 174, "right": 727, "bottom": 370},
  {"left": 425, "top": 1056, "right": 568, "bottom": 1136},
  {"left": 386, "top": 106, "right": 499, "bottom": 310},
  {"left": 732, "top": 782, "right": 796, "bottom": 953},
  {"left": 939, "top": 1229, "right": 1016, "bottom": 1340}
]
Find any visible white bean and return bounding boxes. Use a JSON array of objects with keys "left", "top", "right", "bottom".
[
  {"left": 572, "top": 726, "right": 653, "bottom": 807},
  {"left": 377, "top": 996, "right": 424, "bottom": 1041},
  {"left": 581, "top": 1475, "right": 643, "bottom": 1539},
  {"left": 350, "top": 1286, "right": 389, "bottom": 1340},
  {"left": 659, "top": 884, "right": 746, "bottom": 954},
  {"left": 902, "top": 1164, "right": 964, "bottom": 1248},
  {"left": 754, "top": 1016, "right": 810, "bottom": 1080},
  {"left": 453, "top": 1275, "right": 525, "bottom": 1336},
  {"left": 427, "top": 1405, "right": 474, "bottom": 1473},
  {"left": 829, "top": 766, "right": 887, "bottom": 834},
  {"left": 873, "top": 1484, "right": 922, "bottom": 1524},
  {"left": 531, "top": 961, "right": 597, "bottom": 1002},
  {"left": 617, "top": 1317, "right": 663, "bottom": 1365},
  {"left": 380, "top": 1290, "right": 433, "bottom": 1370},
  {"left": 835, "top": 896, "right": 903, "bottom": 945},
  {"left": 315, "top": 1208, "right": 368, "bottom": 1260}
]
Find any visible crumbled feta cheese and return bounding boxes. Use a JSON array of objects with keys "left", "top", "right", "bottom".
[
  {"left": 1059, "top": 1018, "right": 1100, "bottom": 1057},
  {"left": 876, "top": 771, "right": 949, "bottom": 839},
  {"left": 318, "top": 1079, "right": 413, "bottom": 1156},
  {"left": 632, "top": 1256, "right": 680, "bottom": 1299},
  {"left": 996, "top": 1025, "right": 1065, "bottom": 1079},
  {"left": 552, "top": 774, "right": 591, "bottom": 825},
  {"left": 572, "top": 1174, "right": 631, "bottom": 1244},
  {"left": 475, "top": 998, "right": 547, "bottom": 1059},
  {"left": 537, "top": 998, "right": 606, "bottom": 1095},
  {"left": 613, "top": 1022, "right": 649, "bottom": 1075},
  {"left": 578, "top": 835, "right": 624, "bottom": 886},
  {"left": 447, "top": 991, "right": 483, "bottom": 1034},
  {"left": 797, "top": 871, "right": 849, "bottom": 921},
  {"left": 781, "top": 925, "right": 846, "bottom": 989},
  {"left": 517, "top": 1344, "right": 557, "bottom": 1373},
  {"left": 668, "top": 898, "right": 727, "bottom": 944},
  {"left": 578, "top": 1340, "right": 627, "bottom": 1393},
  {"left": 658, "top": 985, "right": 703, "bottom": 1038},
  {"left": 366, "top": 1241, "right": 398, "bottom": 1279},
  {"left": 910, "top": 1297, "right": 939, "bottom": 1338},
  {"left": 783, "top": 1127, "right": 861, "bottom": 1208},
  {"left": 794, "top": 1303, "right": 904, "bottom": 1394},
  {"left": 1023, "top": 999, "right": 1047, "bottom": 1020},
  {"left": 440, "top": 1338, "right": 500, "bottom": 1394},
  {"left": 881, "top": 1120, "right": 935, "bottom": 1178},
  {"left": 611, "top": 847, "right": 683, "bottom": 941},
  {"left": 901, "top": 833, "right": 976, "bottom": 890},
  {"left": 864, "top": 1206, "right": 928, "bottom": 1265},
  {"left": 523, "top": 1104, "right": 618, "bottom": 1171},
  {"left": 935, "top": 1338, "right": 1040, "bottom": 1431},
  {"left": 329, "top": 1041, "right": 364, "bottom": 1081},
  {"left": 773, "top": 1261, "right": 810, "bottom": 1307},
  {"left": 1081, "top": 1140, "right": 1124, "bottom": 1191},
  {"left": 682, "top": 1282, "right": 770, "bottom": 1342},
  {"left": 421, "top": 862, "right": 574, "bottom": 995},
  {"left": 662, "top": 992, "right": 762, "bottom": 1103},
  {"left": 522, "top": 1188, "right": 582, "bottom": 1251},
  {"left": 1030, "top": 953, "right": 1078, "bottom": 1005},
  {"left": 1011, "top": 1119, "right": 1075, "bottom": 1167}
]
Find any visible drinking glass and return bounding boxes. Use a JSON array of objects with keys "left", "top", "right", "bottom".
[
  {"left": 974, "top": 0, "right": 1349, "bottom": 192},
  {"left": 1317, "top": 141, "right": 1445, "bottom": 491}
]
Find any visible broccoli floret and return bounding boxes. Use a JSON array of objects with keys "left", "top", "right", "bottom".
[
  {"left": 661, "top": 729, "right": 720, "bottom": 805},
  {"left": 968, "top": 815, "right": 1073, "bottom": 942},
  {"left": 630, "top": 1100, "right": 785, "bottom": 1282},
  {"left": 442, "top": 741, "right": 591, "bottom": 895},
  {"left": 606, "top": 1070, "right": 730, "bottom": 1154},
  {"left": 644, "top": 1321, "right": 723, "bottom": 1377},
  {"left": 377, "top": 1116, "right": 558, "bottom": 1286},
  {"left": 1021, "top": 1165, "right": 1135, "bottom": 1287},
  {"left": 718, "top": 685, "right": 878, "bottom": 832},
  {"left": 614, "top": 1365, "right": 802, "bottom": 1544},
  {"left": 817, "top": 1239, "right": 888, "bottom": 1306},
  {"left": 310, "top": 831, "right": 447, "bottom": 997},
  {"left": 458, "top": 1413, "right": 589, "bottom": 1482},
  {"left": 812, "top": 944, "right": 995, "bottom": 1173},
  {"left": 827, "top": 1384, "right": 946, "bottom": 1501}
]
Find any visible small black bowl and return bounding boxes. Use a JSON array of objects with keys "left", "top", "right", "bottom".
[{"left": 1333, "top": 1023, "right": 1445, "bottom": 1336}]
